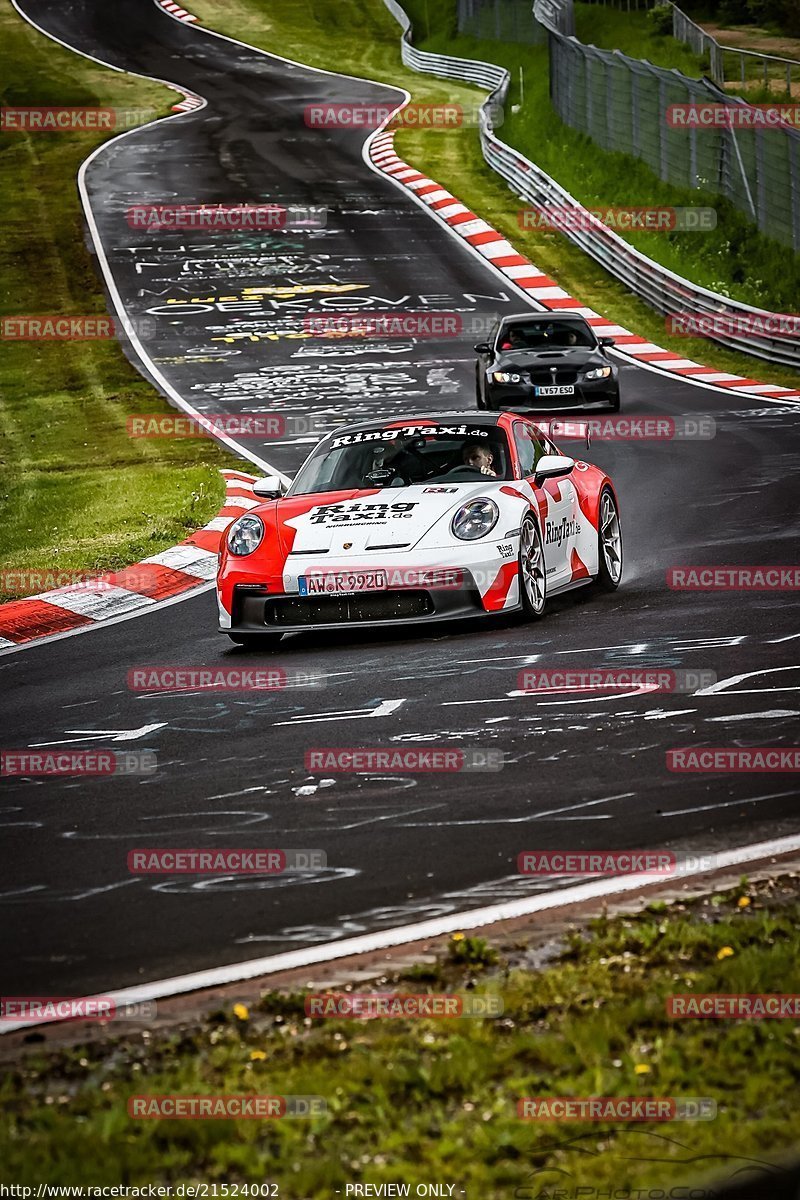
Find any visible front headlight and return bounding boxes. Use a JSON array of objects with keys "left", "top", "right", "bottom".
[
  {"left": 451, "top": 498, "right": 499, "bottom": 541},
  {"left": 227, "top": 514, "right": 265, "bottom": 556},
  {"left": 584, "top": 365, "right": 612, "bottom": 380},
  {"left": 491, "top": 371, "right": 523, "bottom": 384}
]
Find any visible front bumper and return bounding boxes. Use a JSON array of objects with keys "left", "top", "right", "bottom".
[
  {"left": 218, "top": 548, "right": 521, "bottom": 635},
  {"left": 485, "top": 378, "right": 619, "bottom": 412}
]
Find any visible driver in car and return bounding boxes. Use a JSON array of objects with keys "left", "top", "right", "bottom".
[
  {"left": 366, "top": 433, "right": 429, "bottom": 485},
  {"left": 462, "top": 441, "right": 497, "bottom": 476},
  {"left": 500, "top": 326, "right": 526, "bottom": 351}
]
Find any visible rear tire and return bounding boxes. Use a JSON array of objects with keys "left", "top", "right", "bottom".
[
  {"left": 595, "top": 486, "right": 623, "bottom": 590},
  {"left": 227, "top": 633, "right": 283, "bottom": 649},
  {"left": 518, "top": 515, "right": 547, "bottom": 619}
]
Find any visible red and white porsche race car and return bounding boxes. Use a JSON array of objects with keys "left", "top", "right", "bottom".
[{"left": 217, "top": 412, "right": 622, "bottom": 647}]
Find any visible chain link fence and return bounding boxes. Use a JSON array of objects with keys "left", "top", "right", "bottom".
[
  {"left": 457, "top": 0, "right": 547, "bottom": 44},
  {"left": 538, "top": 0, "right": 800, "bottom": 250}
]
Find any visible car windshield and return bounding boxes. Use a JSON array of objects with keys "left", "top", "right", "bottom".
[
  {"left": 288, "top": 423, "right": 512, "bottom": 496},
  {"left": 497, "top": 320, "right": 596, "bottom": 350}
]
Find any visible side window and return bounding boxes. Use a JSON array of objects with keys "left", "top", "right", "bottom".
[{"left": 513, "top": 423, "right": 545, "bottom": 477}]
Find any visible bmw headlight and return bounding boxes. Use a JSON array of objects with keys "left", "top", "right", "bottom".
[
  {"left": 584, "top": 365, "right": 612, "bottom": 380},
  {"left": 451, "top": 498, "right": 499, "bottom": 541},
  {"left": 491, "top": 371, "right": 523, "bottom": 384},
  {"left": 227, "top": 514, "right": 265, "bottom": 556}
]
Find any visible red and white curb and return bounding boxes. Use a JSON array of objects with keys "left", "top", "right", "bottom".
[
  {"left": 156, "top": 0, "right": 198, "bottom": 22},
  {"left": 369, "top": 129, "right": 800, "bottom": 402},
  {"left": 153, "top": 0, "right": 204, "bottom": 111},
  {"left": 0, "top": 471, "right": 257, "bottom": 651},
  {"left": 171, "top": 94, "right": 203, "bottom": 113}
]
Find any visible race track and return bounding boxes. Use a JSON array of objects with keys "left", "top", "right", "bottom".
[{"left": 3, "top": 0, "right": 800, "bottom": 999}]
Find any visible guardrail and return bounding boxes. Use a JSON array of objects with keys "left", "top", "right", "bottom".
[{"left": 380, "top": 0, "right": 800, "bottom": 369}]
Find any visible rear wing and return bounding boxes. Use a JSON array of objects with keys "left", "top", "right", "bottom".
[{"left": 530, "top": 418, "right": 592, "bottom": 451}]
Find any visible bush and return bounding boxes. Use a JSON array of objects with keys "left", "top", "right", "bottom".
[{"left": 647, "top": 3, "right": 675, "bottom": 35}]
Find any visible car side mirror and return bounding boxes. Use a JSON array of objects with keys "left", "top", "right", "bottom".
[
  {"left": 599, "top": 336, "right": 615, "bottom": 346},
  {"left": 534, "top": 454, "right": 575, "bottom": 483},
  {"left": 474, "top": 342, "right": 491, "bottom": 354},
  {"left": 252, "top": 475, "right": 285, "bottom": 499}
]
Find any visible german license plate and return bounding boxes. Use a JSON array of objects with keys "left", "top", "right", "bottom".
[
  {"left": 298, "top": 571, "right": 387, "bottom": 596},
  {"left": 535, "top": 384, "right": 575, "bottom": 396}
]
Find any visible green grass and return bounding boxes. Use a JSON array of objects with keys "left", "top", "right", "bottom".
[
  {"left": 0, "top": 5, "right": 236, "bottom": 601},
  {"left": 188, "top": 0, "right": 800, "bottom": 392},
  {"left": 573, "top": 3, "right": 797, "bottom": 99},
  {"left": 3, "top": 875, "right": 799, "bottom": 1193},
  {"left": 574, "top": 3, "right": 709, "bottom": 73}
]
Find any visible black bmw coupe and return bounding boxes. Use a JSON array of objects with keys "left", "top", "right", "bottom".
[{"left": 475, "top": 312, "right": 621, "bottom": 412}]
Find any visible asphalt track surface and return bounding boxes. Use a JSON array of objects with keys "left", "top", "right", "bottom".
[{"left": 3, "top": 0, "right": 800, "bottom": 998}]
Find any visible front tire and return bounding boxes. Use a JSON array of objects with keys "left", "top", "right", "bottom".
[
  {"left": 476, "top": 369, "right": 487, "bottom": 409},
  {"left": 518, "top": 515, "right": 547, "bottom": 619},
  {"left": 595, "top": 486, "right": 623, "bottom": 590}
]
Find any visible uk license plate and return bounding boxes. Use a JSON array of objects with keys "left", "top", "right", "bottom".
[
  {"left": 535, "top": 384, "right": 575, "bottom": 396},
  {"left": 298, "top": 571, "right": 388, "bottom": 596}
]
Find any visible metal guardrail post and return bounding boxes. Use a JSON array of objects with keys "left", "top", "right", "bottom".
[
  {"left": 658, "top": 77, "right": 668, "bottom": 181},
  {"left": 631, "top": 65, "right": 640, "bottom": 156}
]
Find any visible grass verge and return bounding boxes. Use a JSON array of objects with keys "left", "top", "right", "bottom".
[
  {"left": 573, "top": 4, "right": 800, "bottom": 99},
  {"left": 2, "top": 874, "right": 799, "bottom": 1192},
  {"left": 0, "top": 5, "right": 236, "bottom": 602},
  {"left": 188, "top": 0, "right": 800, "bottom": 391},
  {"left": 576, "top": 2, "right": 708, "bottom": 74}
]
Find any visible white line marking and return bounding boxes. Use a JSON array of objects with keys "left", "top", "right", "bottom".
[
  {"left": 400, "top": 793, "right": 633, "bottom": 828},
  {"left": 660, "top": 790, "right": 798, "bottom": 817},
  {"left": 4, "top": 831, "right": 800, "bottom": 1032},
  {"left": 30, "top": 723, "right": 167, "bottom": 747},
  {"left": 274, "top": 699, "right": 406, "bottom": 725}
]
